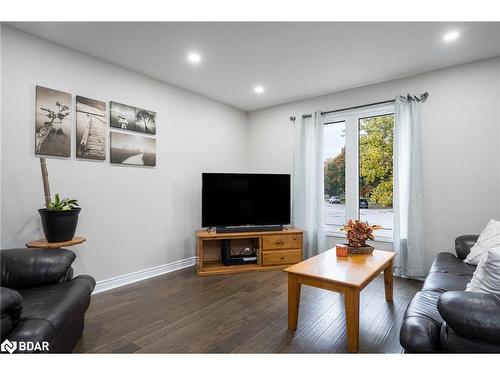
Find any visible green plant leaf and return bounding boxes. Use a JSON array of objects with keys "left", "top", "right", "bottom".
[{"left": 47, "top": 193, "right": 79, "bottom": 211}]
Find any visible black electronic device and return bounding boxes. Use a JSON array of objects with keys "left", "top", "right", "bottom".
[
  {"left": 215, "top": 225, "right": 284, "bottom": 233},
  {"left": 220, "top": 239, "right": 258, "bottom": 266},
  {"left": 221, "top": 239, "right": 232, "bottom": 266},
  {"left": 202, "top": 173, "right": 291, "bottom": 231},
  {"left": 227, "top": 256, "right": 258, "bottom": 265}
]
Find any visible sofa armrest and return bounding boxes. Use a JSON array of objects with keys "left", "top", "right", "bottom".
[
  {"left": 1, "top": 287, "right": 22, "bottom": 316},
  {"left": 63, "top": 267, "right": 74, "bottom": 282},
  {"left": 1, "top": 287, "right": 23, "bottom": 341},
  {"left": 438, "top": 291, "right": 500, "bottom": 344},
  {"left": 0, "top": 248, "right": 76, "bottom": 289},
  {"left": 454, "top": 235, "right": 479, "bottom": 260}
]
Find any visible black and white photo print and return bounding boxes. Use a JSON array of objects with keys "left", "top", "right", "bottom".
[
  {"left": 35, "top": 85, "right": 72, "bottom": 157},
  {"left": 110, "top": 101, "right": 136, "bottom": 131},
  {"left": 110, "top": 131, "right": 156, "bottom": 167},
  {"left": 135, "top": 108, "right": 156, "bottom": 134},
  {"left": 76, "top": 96, "right": 107, "bottom": 160}
]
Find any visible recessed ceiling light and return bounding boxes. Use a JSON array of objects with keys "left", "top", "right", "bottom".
[
  {"left": 187, "top": 52, "right": 202, "bottom": 64},
  {"left": 254, "top": 85, "right": 265, "bottom": 94},
  {"left": 443, "top": 31, "right": 460, "bottom": 42}
]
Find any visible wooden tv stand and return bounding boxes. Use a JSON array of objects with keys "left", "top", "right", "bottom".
[{"left": 196, "top": 228, "right": 304, "bottom": 276}]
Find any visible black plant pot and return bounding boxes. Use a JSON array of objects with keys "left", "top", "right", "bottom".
[{"left": 38, "top": 208, "right": 81, "bottom": 242}]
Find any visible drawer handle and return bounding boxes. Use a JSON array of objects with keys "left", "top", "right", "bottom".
[
  {"left": 280, "top": 257, "right": 285, "bottom": 260},
  {"left": 275, "top": 240, "right": 285, "bottom": 245}
]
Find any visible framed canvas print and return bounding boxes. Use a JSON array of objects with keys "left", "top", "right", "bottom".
[
  {"left": 76, "top": 96, "right": 107, "bottom": 160},
  {"left": 135, "top": 108, "right": 156, "bottom": 134},
  {"left": 110, "top": 131, "right": 156, "bottom": 167},
  {"left": 110, "top": 101, "right": 136, "bottom": 131},
  {"left": 35, "top": 85, "right": 72, "bottom": 157}
]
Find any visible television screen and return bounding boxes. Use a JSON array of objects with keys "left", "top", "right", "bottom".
[{"left": 202, "top": 173, "right": 291, "bottom": 228}]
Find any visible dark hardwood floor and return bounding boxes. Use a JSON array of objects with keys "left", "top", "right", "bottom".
[{"left": 74, "top": 267, "right": 421, "bottom": 353}]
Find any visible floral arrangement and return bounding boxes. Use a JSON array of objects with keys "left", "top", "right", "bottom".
[{"left": 341, "top": 219, "right": 382, "bottom": 247}]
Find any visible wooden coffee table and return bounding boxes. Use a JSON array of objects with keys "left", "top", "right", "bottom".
[{"left": 284, "top": 249, "right": 395, "bottom": 353}]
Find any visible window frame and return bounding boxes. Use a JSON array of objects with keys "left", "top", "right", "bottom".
[{"left": 323, "top": 103, "right": 395, "bottom": 241}]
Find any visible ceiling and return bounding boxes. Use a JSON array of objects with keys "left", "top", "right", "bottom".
[{"left": 7, "top": 22, "right": 500, "bottom": 111}]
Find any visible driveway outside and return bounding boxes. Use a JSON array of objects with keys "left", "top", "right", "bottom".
[{"left": 324, "top": 202, "right": 393, "bottom": 239}]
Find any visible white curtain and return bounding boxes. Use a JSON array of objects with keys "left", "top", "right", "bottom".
[
  {"left": 293, "top": 110, "right": 328, "bottom": 258},
  {"left": 393, "top": 94, "right": 428, "bottom": 278}
]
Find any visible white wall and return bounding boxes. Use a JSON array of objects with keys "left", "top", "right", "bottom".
[
  {"left": 248, "top": 57, "right": 500, "bottom": 268},
  {"left": 0, "top": 26, "right": 248, "bottom": 282}
]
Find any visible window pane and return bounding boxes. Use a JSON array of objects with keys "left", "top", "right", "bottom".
[
  {"left": 359, "top": 114, "right": 394, "bottom": 238},
  {"left": 324, "top": 121, "right": 346, "bottom": 231}
]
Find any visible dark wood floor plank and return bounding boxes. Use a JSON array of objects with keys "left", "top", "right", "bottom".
[
  {"left": 75, "top": 266, "right": 421, "bottom": 353},
  {"left": 134, "top": 274, "right": 285, "bottom": 352},
  {"left": 77, "top": 269, "right": 280, "bottom": 352},
  {"left": 234, "top": 287, "right": 340, "bottom": 353},
  {"left": 304, "top": 277, "right": 383, "bottom": 353}
]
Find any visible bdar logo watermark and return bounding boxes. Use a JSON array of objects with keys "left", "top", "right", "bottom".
[
  {"left": 1, "top": 339, "right": 17, "bottom": 354},
  {"left": 1, "top": 339, "right": 49, "bottom": 353}
]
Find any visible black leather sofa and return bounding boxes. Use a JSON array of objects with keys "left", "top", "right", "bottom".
[
  {"left": 400, "top": 235, "right": 500, "bottom": 353},
  {"left": 1, "top": 248, "right": 95, "bottom": 353}
]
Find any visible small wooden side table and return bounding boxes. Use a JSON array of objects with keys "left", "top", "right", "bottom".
[{"left": 26, "top": 236, "right": 86, "bottom": 249}]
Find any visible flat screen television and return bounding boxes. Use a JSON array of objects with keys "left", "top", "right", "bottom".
[{"left": 202, "top": 173, "right": 291, "bottom": 228}]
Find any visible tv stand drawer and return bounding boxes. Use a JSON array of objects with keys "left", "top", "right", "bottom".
[
  {"left": 262, "top": 249, "right": 302, "bottom": 265},
  {"left": 262, "top": 234, "right": 302, "bottom": 250}
]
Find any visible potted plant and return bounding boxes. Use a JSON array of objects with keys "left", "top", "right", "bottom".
[
  {"left": 37, "top": 158, "right": 81, "bottom": 242},
  {"left": 341, "top": 219, "right": 381, "bottom": 254},
  {"left": 39, "top": 193, "right": 81, "bottom": 242}
]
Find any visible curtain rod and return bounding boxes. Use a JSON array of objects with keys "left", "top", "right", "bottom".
[
  {"left": 290, "top": 93, "right": 428, "bottom": 122},
  {"left": 294, "top": 99, "right": 395, "bottom": 121}
]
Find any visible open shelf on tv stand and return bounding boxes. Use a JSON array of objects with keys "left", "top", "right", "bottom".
[{"left": 195, "top": 228, "right": 304, "bottom": 276}]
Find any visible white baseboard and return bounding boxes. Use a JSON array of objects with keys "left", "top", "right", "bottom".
[{"left": 93, "top": 256, "right": 197, "bottom": 294}]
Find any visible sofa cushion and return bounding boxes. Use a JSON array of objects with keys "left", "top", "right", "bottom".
[
  {"left": 16, "top": 275, "right": 94, "bottom": 335},
  {"left": 465, "top": 219, "right": 500, "bottom": 265},
  {"left": 430, "top": 252, "right": 476, "bottom": 275},
  {"left": 400, "top": 290, "right": 443, "bottom": 352},
  {"left": 423, "top": 252, "right": 475, "bottom": 292},
  {"left": 422, "top": 272, "right": 472, "bottom": 293},
  {"left": 466, "top": 246, "right": 500, "bottom": 297}
]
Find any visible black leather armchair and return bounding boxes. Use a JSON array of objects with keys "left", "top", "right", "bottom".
[
  {"left": 0, "top": 248, "right": 95, "bottom": 353},
  {"left": 400, "top": 235, "right": 500, "bottom": 353}
]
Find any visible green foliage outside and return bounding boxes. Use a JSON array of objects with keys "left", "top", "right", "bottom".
[
  {"left": 324, "top": 147, "right": 345, "bottom": 199},
  {"left": 324, "top": 115, "right": 394, "bottom": 207}
]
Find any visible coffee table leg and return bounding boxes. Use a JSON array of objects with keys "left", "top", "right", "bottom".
[
  {"left": 383, "top": 259, "right": 394, "bottom": 302},
  {"left": 288, "top": 274, "right": 301, "bottom": 330},
  {"left": 344, "top": 288, "right": 360, "bottom": 353}
]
